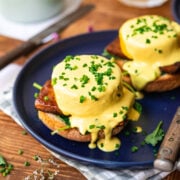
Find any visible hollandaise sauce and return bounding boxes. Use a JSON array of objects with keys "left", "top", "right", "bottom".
[
  {"left": 119, "top": 15, "right": 180, "bottom": 90},
  {"left": 52, "top": 55, "right": 138, "bottom": 152}
]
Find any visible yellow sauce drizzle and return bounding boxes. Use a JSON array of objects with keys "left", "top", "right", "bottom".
[{"left": 52, "top": 55, "right": 139, "bottom": 152}]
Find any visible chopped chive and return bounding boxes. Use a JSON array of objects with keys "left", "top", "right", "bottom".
[
  {"left": 33, "top": 82, "right": 42, "bottom": 90},
  {"left": 124, "top": 131, "right": 130, "bottom": 136},
  {"left": 113, "top": 112, "right": 118, "bottom": 117},
  {"left": 83, "top": 63, "right": 88, "bottom": 67},
  {"left": 0, "top": 167, "right": 5, "bottom": 173},
  {"left": 72, "top": 65, "right": 78, "bottom": 70},
  {"left": 131, "top": 146, "right": 139, "bottom": 152},
  {"left": 80, "top": 75, "right": 90, "bottom": 85},
  {"left": 80, "top": 95, "right": 86, "bottom": 103},
  {"left": 64, "top": 78, "right": 69, "bottom": 81},
  {"left": 146, "top": 39, "right": 151, "bottom": 44},
  {"left": 59, "top": 75, "right": 64, "bottom": 79},
  {"left": 104, "top": 61, "right": 115, "bottom": 67},
  {"left": 115, "top": 143, "right": 120, "bottom": 149},
  {"left": 88, "top": 92, "right": 98, "bottom": 101},
  {"left": 0, "top": 155, "right": 13, "bottom": 176},
  {"left": 100, "top": 143, "right": 104, "bottom": 147},
  {"left": 71, "top": 84, "right": 78, "bottom": 89},
  {"left": 24, "top": 161, "right": 30, "bottom": 166},
  {"left": 132, "top": 127, "right": 138, "bottom": 133},
  {"left": 96, "top": 125, "right": 105, "bottom": 130},
  {"left": 91, "top": 86, "right": 96, "bottom": 91},
  {"left": 51, "top": 126, "right": 70, "bottom": 135},
  {"left": 94, "top": 73, "right": 103, "bottom": 85},
  {"left": 51, "top": 78, "right": 57, "bottom": 86},
  {"left": 65, "top": 63, "right": 72, "bottom": 70},
  {"left": 141, "top": 141, "right": 146, "bottom": 146},
  {"left": 43, "top": 96, "right": 49, "bottom": 101},
  {"left": 134, "top": 69, "right": 138, "bottom": 74},
  {"left": 34, "top": 92, "right": 39, "bottom": 98},
  {"left": 75, "top": 57, "right": 80, "bottom": 61},
  {"left": 122, "top": 106, "right": 129, "bottom": 111},
  {"left": 153, "top": 149, "right": 158, "bottom": 156},
  {"left": 22, "top": 131, "right": 27, "bottom": 135},
  {"left": 33, "top": 155, "right": 39, "bottom": 161},
  {"left": 18, "top": 149, "right": 24, "bottom": 155},
  {"left": 122, "top": 114, "right": 127, "bottom": 120},
  {"left": 89, "top": 124, "right": 95, "bottom": 129},
  {"left": 0, "top": 155, "right": 6, "bottom": 166},
  {"left": 134, "top": 102, "right": 142, "bottom": 113},
  {"left": 64, "top": 55, "right": 74, "bottom": 62},
  {"left": 91, "top": 55, "right": 99, "bottom": 59},
  {"left": 98, "top": 85, "right": 106, "bottom": 92}
]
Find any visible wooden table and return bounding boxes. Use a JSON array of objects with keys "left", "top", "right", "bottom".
[{"left": 0, "top": 0, "right": 179, "bottom": 179}]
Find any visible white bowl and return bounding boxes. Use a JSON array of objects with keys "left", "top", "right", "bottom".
[{"left": 0, "top": 0, "right": 64, "bottom": 23}]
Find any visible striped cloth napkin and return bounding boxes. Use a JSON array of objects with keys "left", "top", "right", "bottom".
[{"left": 0, "top": 64, "right": 173, "bottom": 180}]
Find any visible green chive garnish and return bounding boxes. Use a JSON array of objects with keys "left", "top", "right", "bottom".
[
  {"left": 80, "top": 95, "right": 86, "bottom": 103},
  {"left": 89, "top": 124, "right": 95, "bottom": 129},
  {"left": 33, "top": 82, "right": 42, "bottom": 90},
  {"left": 24, "top": 161, "right": 30, "bottom": 166}
]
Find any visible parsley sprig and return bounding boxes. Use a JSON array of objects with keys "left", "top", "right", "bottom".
[
  {"left": 0, "top": 155, "right": 13, "bottom": 177},
  {"left": 144, "top": 121, "right": 164, "bottom": 146}
]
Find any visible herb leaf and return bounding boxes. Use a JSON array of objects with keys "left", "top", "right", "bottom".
[
  {"left": 131, "top": 146, "right": 139, "bottom": 152},
  {"left": 144, "top": 121, "right": 164, "bottom": 146},
  {"left": 33, "top": 82, "right": 42, "bottom": 90},
  {"left": 0, "top": 155, "right": 13, "bottom": 176},
  {"left": 0, "top": 155, "right": 6, "bottom": 166},
  {"left": 134, "top": 102, "right": 142, "bottom": 113}
]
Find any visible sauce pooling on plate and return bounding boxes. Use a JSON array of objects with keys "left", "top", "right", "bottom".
[{"left": 52, "top": 55, "right": 139, "bottom": 152}]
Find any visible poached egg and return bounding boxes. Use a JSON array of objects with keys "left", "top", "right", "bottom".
[
  {"left": 51, "top": 55, "right": 138, "bottom": 152},
  {"left": 119, "top": 15, "right": 180, "bottom": 90}
]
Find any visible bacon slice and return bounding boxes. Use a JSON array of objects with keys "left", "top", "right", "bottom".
[
  {"left": 105, "top": 37, "right": 180, "bottom": 74},
  {"left": 35, "top": 80, "right": 62, "bottom": 114},
  {"left": 160, "top": 62, "right": 180, "bottom": 74},
  {"left": 105, "top": 38, "right": 125, "bottom": 58},
  {"left": 35, "top": 80, "right": 127, "bottom": 141}
]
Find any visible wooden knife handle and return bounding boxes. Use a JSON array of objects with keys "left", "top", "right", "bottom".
[
  {"left": 154, "top": 107, "right": 180, "bottom": 171},
  {"left": 0, "top": 41, "right": 36, "bottom": 69}
]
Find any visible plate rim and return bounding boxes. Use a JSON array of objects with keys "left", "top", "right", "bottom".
[{"left": 172, "top": 0, "right": 180, "bottom": 23}]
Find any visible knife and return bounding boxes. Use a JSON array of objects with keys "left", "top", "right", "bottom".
[
  {"left": 154, "top": 106, "right": 180, "bottom": 171},
  {"left": 0, "top": 4, "right": 94, "bottom": 70}
]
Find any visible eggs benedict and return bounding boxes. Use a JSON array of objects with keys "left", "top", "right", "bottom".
[
  {"left": 105, "top": 15, "right": 180, "bottom": 92},
  {"left": 35, "top": 55, "right": 139, "bottom": 152}
]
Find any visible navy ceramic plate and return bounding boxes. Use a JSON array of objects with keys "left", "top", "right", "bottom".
[
  {"left": 172, "top": 0, "right": 180, "bottom": 23},
  {"left": 13, "top": 30, "right": 180, "bottom": 169}
]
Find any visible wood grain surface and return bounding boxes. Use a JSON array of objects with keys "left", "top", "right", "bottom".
[{"left": 0, "top": 0, "right": 180, "bottom": 179}]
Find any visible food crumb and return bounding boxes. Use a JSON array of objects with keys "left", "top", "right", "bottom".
[
  {"left": 131, "top": 146, "right": 139, "bottom": 152},
  {"left": 88, "top": 25, "right": 94, "bottom": 33},
  {"left": 18, "top": 149, "right": 24, "bottom": 155},
  {"left": 24, "top": 156, "right": 60, "bottom": 180},
  {"left": 22, "top": 131, "right": 28, "bottom": 135},
  {"left": 24, "top": 161, "right": 31, "bottom": 167}
]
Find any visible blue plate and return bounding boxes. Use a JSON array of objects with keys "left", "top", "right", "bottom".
[
  {"left": 172, "top": 0, "right": 180, "bottom": 23},
  {"left": 13, "top": 30, "right": 180, "bottom": 169}
]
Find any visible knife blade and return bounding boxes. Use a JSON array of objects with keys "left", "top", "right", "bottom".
[
  {"left": 0, "top": 4, "right": 94, "bottom": 70},
  {"left": 154, "top": 106, "right": 180, "bottom": 171}
]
